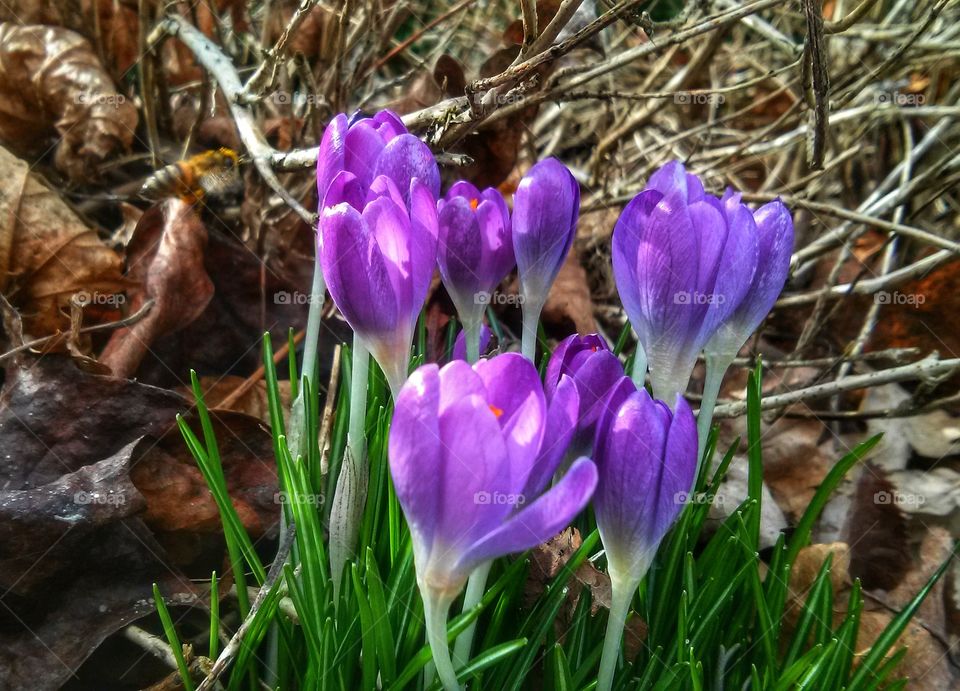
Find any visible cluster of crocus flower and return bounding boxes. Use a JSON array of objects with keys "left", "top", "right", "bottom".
[
  {"left": 612, "top": 160, "right": 793, "bottom": 463},
  {"left": 314, "top": 110, "right": 793, "bottom": 691}
]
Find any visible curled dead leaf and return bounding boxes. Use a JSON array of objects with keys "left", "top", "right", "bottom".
[
  {"left": 0, "top": 23, "right": 138, "bottom": 180},
  {"left": 100, "top": 199, "right": 215, "bottom": 378},
  {"left": 0, "top": 145, "right": 126, "bottom": 340}
]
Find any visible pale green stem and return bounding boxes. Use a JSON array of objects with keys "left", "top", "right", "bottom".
[
  {"left": 329, "top": 338, "right": 369, "bottom": 596},
  {"left": 597, "top": 575, "right": 639, "bottom": 691},
  {"left": 521, "top": 299, "right": 543, "bottom": 362},
  {"left": 423, "top": 589, "right": 461, "bottom": 691},
  {"left": 696, "top": 352, "right": 734, "bottom": 482},
  {"left": 463, "top": 317, "right": 482, "bottom": 364},
  {"left": 347, "top": 338, "right": 370, "bottom": 461},
  {"left": 630, "top": 342, "right": 647, "bottom": 387},
  {"left": 452, "top": 560, "right": 492, "bottom": 667}
]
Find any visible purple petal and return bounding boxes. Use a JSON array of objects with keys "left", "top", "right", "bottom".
[
  {"left": 543, "top": 334, "right": 580, "bottom": 401},
  {"left": 374, "top": 133, "right": 441, "bottom": 203},
  {"left": 744, "top": 200, "right": 793, "bottom": 329},
  {"left": 435, "top": 394, "right": 514, "bottom": 552},
  {"left": 594, "top": 390, "right": 697, "bottom": 575},
  {"left": 372, "top": 109, "right": 407, "bottom": 139},
  {"left": 611, "top": 189, "right": 663, "bottom": 330},
  {"left": 437, "top": 360, "right": 486, "bottom": 414},
  {"left": 474, "top": 353, "right": 546, "bottom": 488},
  {"left": 446, "top": 180, "right": 482, "bottom": 202},
  {"left": 407, "top": 179, "right": 440, "bottom": 318},
  {"left": 457, "top": 457, "right": 597, "bottom": 570},
  {"left": 344, "top": 120, "right": 388, "bottom": 190},
  {"left": 317, "top": 114, "right": 348, "bottom": 203},
  {"left": 570, "top": 349, "right": 625, "bottom": 430},
  {"left": 512, "top": 158, "right": 579, "bottom": 302},
  {"left": 363, "top": 194, "right": 414, "bottom": 313},
  {"left": 438, "top": 196, "right": 484, "bottom": 310},
  {"left": 389, "top": 365, "right": 444, "bottom": 547},
  {"left": 323, "top": 170, "right": 365, "bottom": 210},
  {"left": 699, "top": 198, "right": 758, "bottom": 339},
  {"left": 319, "top": 203, "right": 397, "bottom": 336},
  {"left": 523, "top": 374, "right": 579, "bottom": 497},
  {"left": 707, "top": 200, "right": 794, "bottom": 357}
]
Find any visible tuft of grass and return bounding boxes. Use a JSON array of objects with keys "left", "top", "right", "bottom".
[{"left": 161, "top": 346, "right": 954, "bottom": 690}]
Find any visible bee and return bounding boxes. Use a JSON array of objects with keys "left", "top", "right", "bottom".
[{"left": 139, "top": 148, "right": 243, "bottom": 203}]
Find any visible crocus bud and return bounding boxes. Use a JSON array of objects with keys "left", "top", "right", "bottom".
[
  {"left": 544, "top": 333, "right": 628, "bottom": 456},
  {"left": 512, "top": 158, "right": 580, "bottom": 360},
  {"left": 612, "top": 160, "right": 758, "bottom": 404},
  {"left": 319, "top": 173, "right": 438, "bottom": 397},
  {"left": 706, "top": 196, "right": 794, "bottom": 361},
  {"left": 593, "top": 388, "right": 697, "bottom": 584},
  {"left": 593, "top": 388, "right": 697, "bottom": 691},
  {"left": 437, "top": 182, "right": 514, "bottom": 334},
  {"left": 317, "top": 109, "right": 440, "bottom": 207},
  {"left": 389, "top": 354, "right": 595, "bottom": 690}
]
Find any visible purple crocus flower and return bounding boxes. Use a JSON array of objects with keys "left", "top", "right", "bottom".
[
  {"left": 544, "top": 333, "right": 629, "bottom": 456},
  {"left": 389, "top": 354, "right": 594, "bottom": 690},
  {"left": 317, "top": 109, "right": 441, "bottom": 207},
  {"left": 612, "top": 160, "right": 758, "bottom": 404},
  {"left": 512, "top": 158, "right": 580, "bottom": 360},
  {"left": 706, "top": 195, "right": 794, "bottom": 360},
  {"left": 437, "top": 181, "right": 513, "bottom": 360},
  {"left": 593, "top": 387, "right": 697, "bottom": 691},
  {"left": 319, "top": 172, "right": 438, "bottom": 396}
]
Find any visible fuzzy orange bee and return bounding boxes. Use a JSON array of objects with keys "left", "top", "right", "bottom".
[{"left": 139, "top": 148, "right": 242, "bottom": 203}]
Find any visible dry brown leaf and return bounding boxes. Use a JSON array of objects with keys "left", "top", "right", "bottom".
[
  {"left": 542, "top": 252, "right": 595, "bottom": 335},
  {"left": 99, "top": 199, "right": 215, "bottom": 377},
  {"left": 845, "top": 463, "right": 911, "bottom": 591},
  {"left": 0, "top": 145, "right": 126, "bottom": 339},
  {"left": 855, "top": 527, "right": 955, "bottom": 689},
  {"left": 762, "top": 419, "right": 831, "bottom": 520},
  {"left": 0, "top": 23, "right": 138, "bottom": 181}
]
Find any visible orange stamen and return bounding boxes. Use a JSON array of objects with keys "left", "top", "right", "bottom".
[
  {"left": 489, "top": 404, "right": 504, "bottom": 418},
  {"left": 470, "top": 198, "right": 480, "bottom": 211}
]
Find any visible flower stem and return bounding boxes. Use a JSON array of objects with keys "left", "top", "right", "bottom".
[
  {"left": 329, "top": 337, "right": 369, "bottom": 596},
  {"left": 521, "top": 300, "right": 542, "bottom": 362},
  {"left": 423, "top": 589, "right": 461, "bottom": 691},
  {"left": 464, "top": 318, "right": 481, "bottom": 364},
  {"left": 452, "top": 560, "right": 492, "bottom": 666},
  {"left": 596, "top": 576, "right": 637, "bottom": 691},
  {"left": 696, "top": 353, "right": 732, "bottom": 482},
  {"left": 630, "top": 342, "right": 647, "bottom": 388},
  {"left": 347, "top": 338, "right": 370, "bottom": 461}
]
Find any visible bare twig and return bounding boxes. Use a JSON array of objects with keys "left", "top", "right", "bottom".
[{"left": 149, "top": 15, "right": 316, "bottom": 224}]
